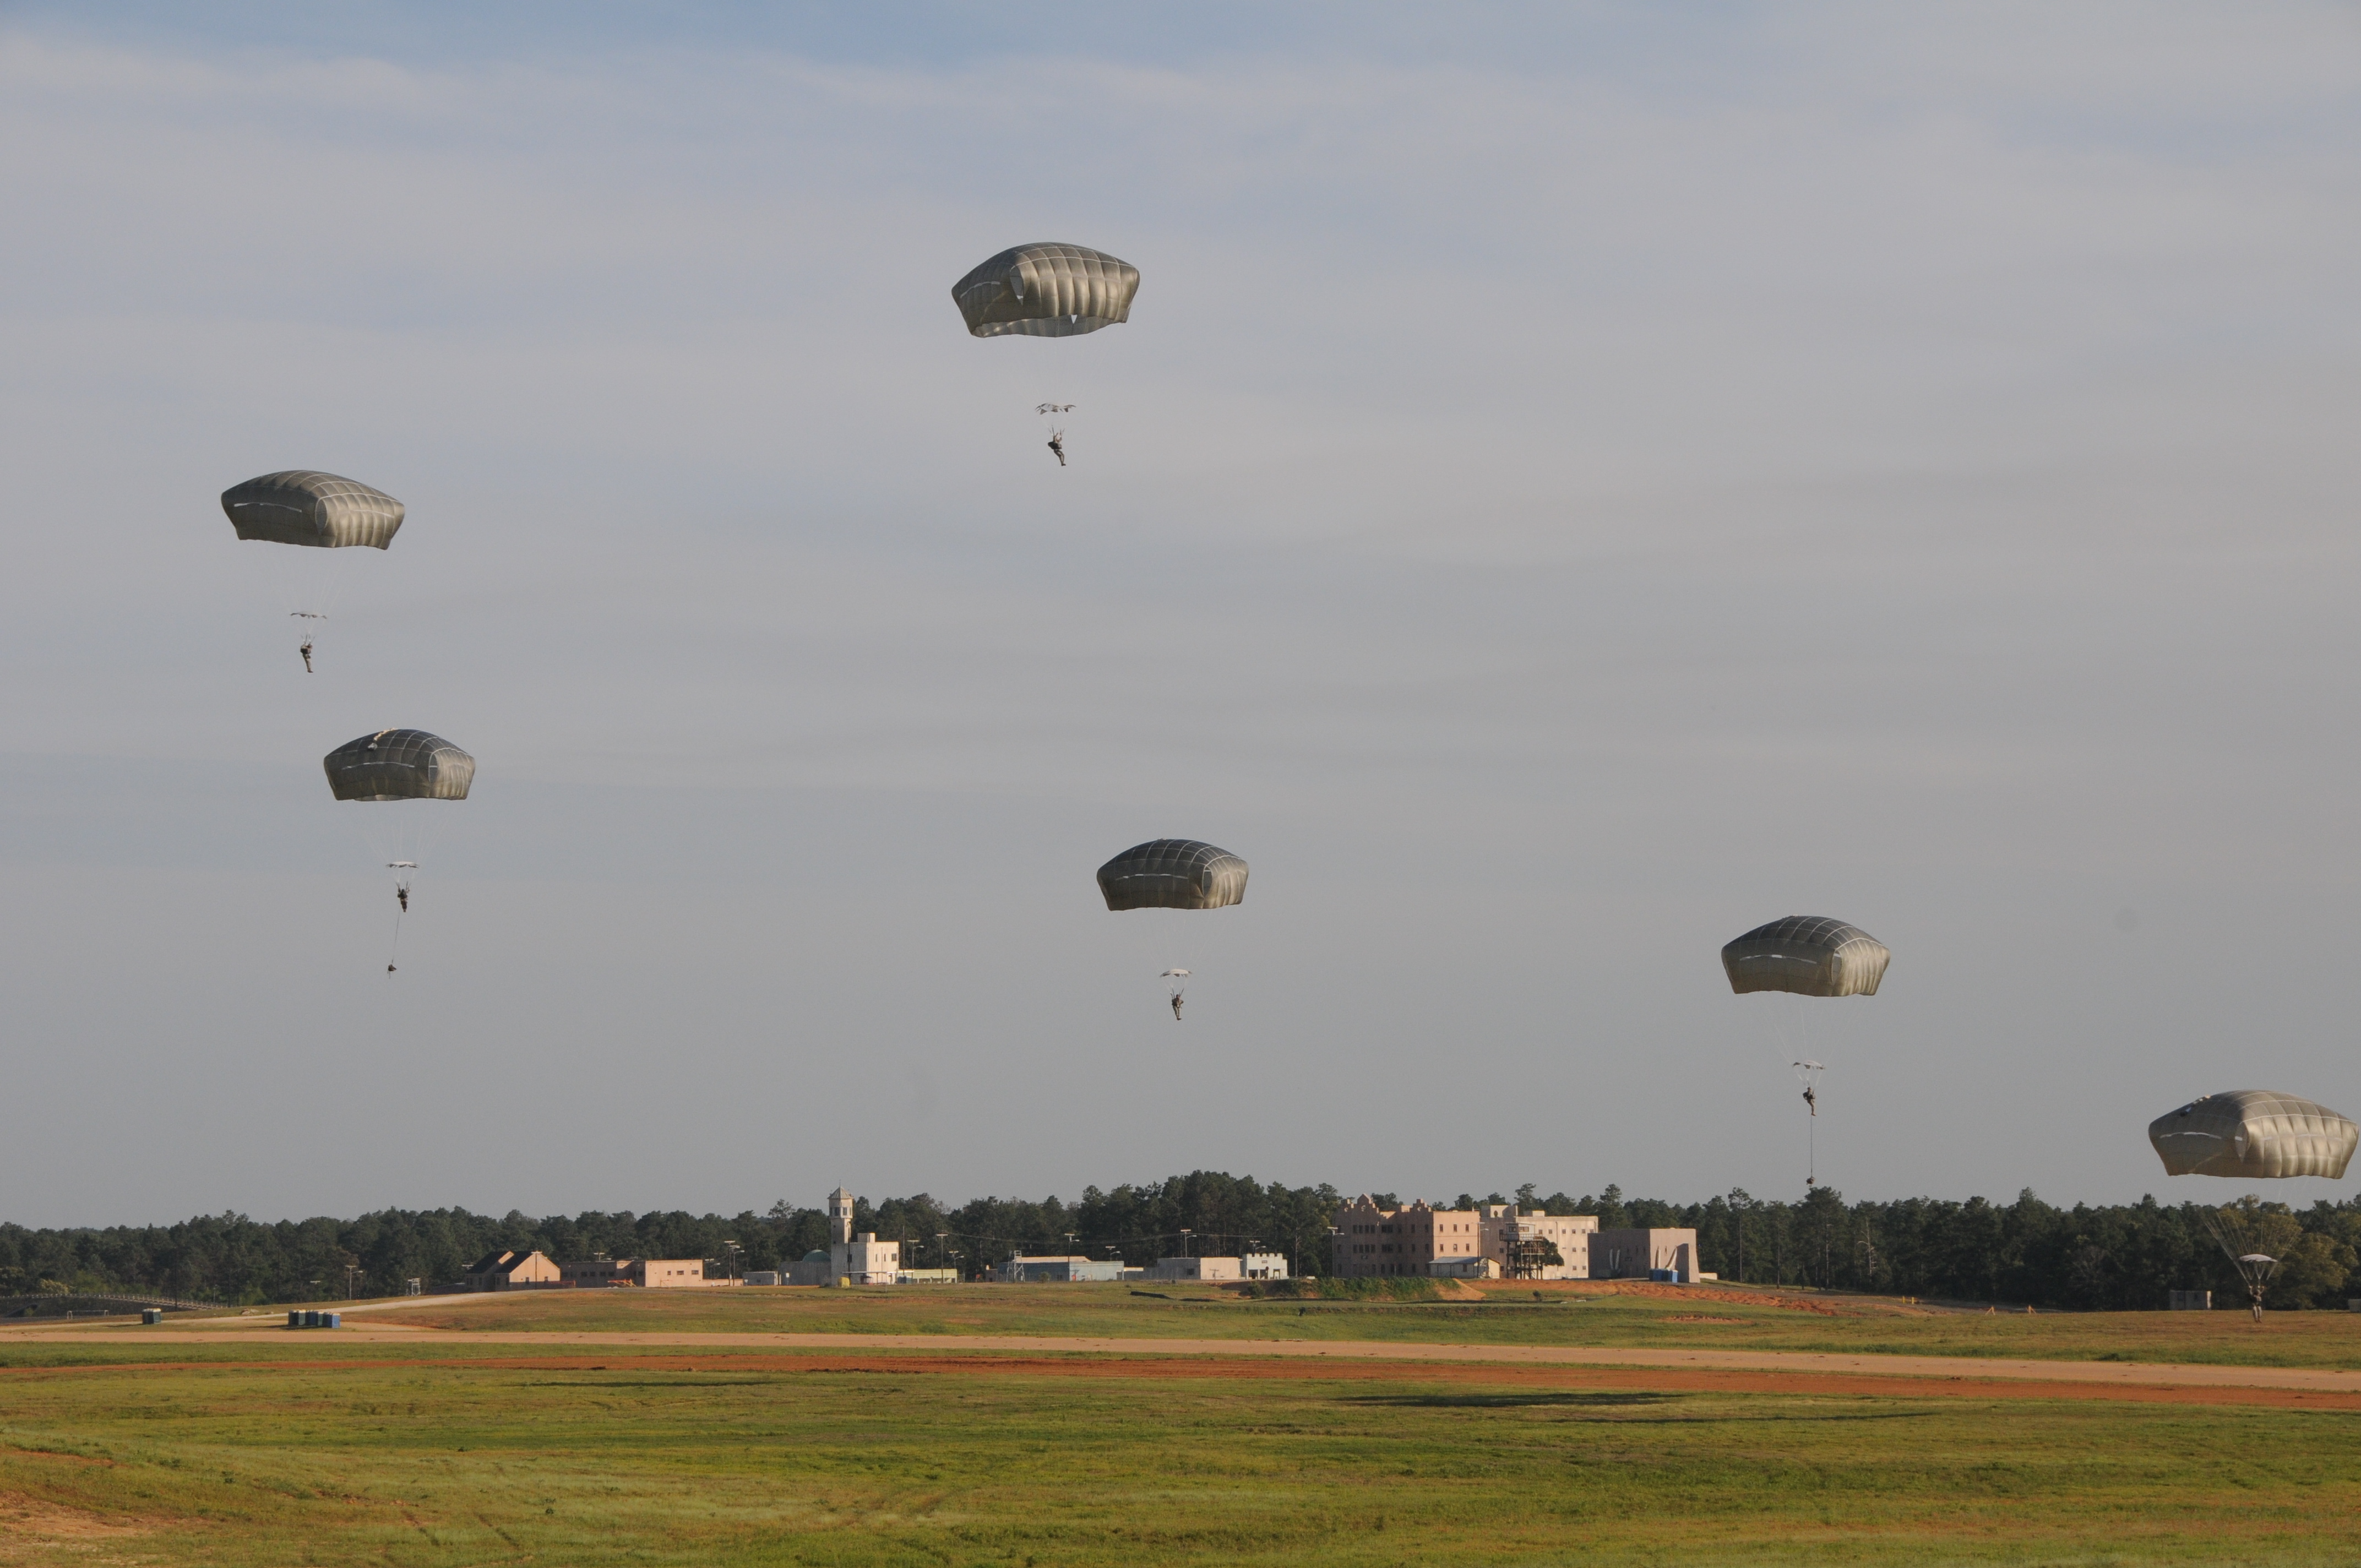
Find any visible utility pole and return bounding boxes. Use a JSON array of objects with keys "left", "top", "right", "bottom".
[{"left": 1180, "top": 1228, "right": 1193, "bottom": 1259}]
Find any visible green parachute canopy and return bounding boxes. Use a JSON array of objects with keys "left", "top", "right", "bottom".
[
  {"left": 1722, "top": 916, "right": 1889, "bottom": 998},
  {"left": 2149, "top": 1090, "right": 2358, "bottom": 1179},
  {"left": 1097, "top": 840, "right": 1248, "bottom": 911},
  {"left": 322, "top": 729, "right": 475, "bottom": 802},
  {"left": 953, "top": 243, "right": 1140, "bottom": 339},
  {"left": 222, "top": 471, "right": 404, "bottom": 549}
]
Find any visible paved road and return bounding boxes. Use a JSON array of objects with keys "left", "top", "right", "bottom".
[{"left": 6, "top": 1323, "right": 2356, "bottom": 1395}]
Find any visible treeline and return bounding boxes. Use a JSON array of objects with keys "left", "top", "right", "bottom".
[{"left": 5, "top": 1173, "right": 2357, "bottom": 1310}]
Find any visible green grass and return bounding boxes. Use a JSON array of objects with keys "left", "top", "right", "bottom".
[
  {"left": 350, "top": 1280, "right": 2361, "bottom": 1369},
  {"left": 4, "top": 1344, "right": 2360, "bottom": 1565}
]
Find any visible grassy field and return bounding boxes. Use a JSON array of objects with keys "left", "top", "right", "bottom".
[
  {"left": 347, "top": 1278, "right": 2361, "bottom": 1369},
  {"left": 6, "top": 1342, "right": 2361, "bottom": 1565},
  {"left": 4, "top": 1288, "right": 2359, "bottom": 1565}
]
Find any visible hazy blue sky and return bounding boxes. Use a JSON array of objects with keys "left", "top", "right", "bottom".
[{"left": 3, "top": 3, "right": 2358, "bottom": 1228}]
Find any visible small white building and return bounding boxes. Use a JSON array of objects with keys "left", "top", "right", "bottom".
[
  {"left": 1149, "top": 1256, "right": 1242, "bottom": 1282},
  {"left": 1429, "top": 1255, "right": 1503, "bottom": 1280},
  {"left": 1241, "top": 1252, "right": 1290, "bottom": 1280}
]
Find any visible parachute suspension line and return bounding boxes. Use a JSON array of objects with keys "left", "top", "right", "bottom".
[
  {"left": 387, "top": 902, "right": 404, "bottom": 975},
  {"left": 1792, "top": 1059, "right": 1825, "bottom": 1191}
]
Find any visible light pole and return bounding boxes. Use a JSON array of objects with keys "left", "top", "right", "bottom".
[
  {"left": 1179, "top": 1228, "right": 1193, "bottom": 1260},
  {"left": 1064, "top": 1232, "right": 1079, "bottom": 1262},
  {"left": 721, "top": 1240, "right": 742, "bottom": 1282},
  {"left": 935, "top": 1233, "right": 950, "bottom": 1271}
]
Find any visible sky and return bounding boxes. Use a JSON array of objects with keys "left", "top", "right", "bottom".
[{"left": 2, "top": 2, "right": 2358, "bottom": 1228}]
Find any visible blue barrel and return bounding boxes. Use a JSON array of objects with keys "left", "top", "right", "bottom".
[
  {"left": 321, "top": 1312, "right": 341, "bottom": 1329},
  {"left": 302, "top": 1309, "right": 322, "bottom": 1327},
  {"left": 142, "top": 1308, "right": 162, "bottom": 1325},
  {"left": 288, "top": 1310, "right": 303, "bottom": 1327}
]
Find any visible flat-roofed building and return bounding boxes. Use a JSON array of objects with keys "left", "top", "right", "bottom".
[
  {"left": 1331, "top": 1195, "right": 1484, "bottom": 1278},
  {"left": 557, "top": 1257, "right": 631, "bottom": 1288},
  {"left": 1588, "top": 1228, "right": 1701, "bottom": 1283},
  {"left": 831, "top": 1233, "right": 900, "bottom": 1285},
  {"left": 1241, "top": 1252, "right": 1290, "bottom": 1280},
  {"left": 1149, "top": 1256, "right": 1242, "bottom": 1282},
  {"left": 1478, "top": 1205, "right": 1600, "bottom": 1280},
  {"left": 1430, "top": 1255, "right": 1503, "bottom": 1280},
  {"left": 995, "top": 1255, "right": 1124, "bottom": 1283},
  {"left": 632, "top": 1259, "right": 731, "bottom": 1288}
]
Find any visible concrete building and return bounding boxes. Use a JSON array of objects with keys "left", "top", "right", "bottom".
[
  {"left": 1241, "top": 1252, "right": 1290, "bottom": 1281},
  {"left": 785, "top": 1250, "right": 833, "bottom": 1286},
  {"left": 634, "top": 1259, "right": 730, "bottom": 1288},
  {"left": 830, "top": 1186, "right": 901, "bottom": 1284},
  {"left": 555, "top": 1256, "right": 731, "bottom": 1288},
  {"left": 1478, "top": 1205, "right": 1600, "bottom": 1281},
  {"left": 557, "top": 1257, "right": 631, "bottom": 1288},
  {"left": 460, "top": 1249, "right": 560, "bottom": 1291},
  {"left": 896, "top": 1268, "right": 960, "bottom": 1284},
  {"left": 994, "top": 1255, "right": 1125, "bottom": 1283},
  {"left": 1588, "top": 1228, "right": 1701, "bottom": 1283},
  {"left": 1331, "top": 1195, "right": 1486, "bottom": 1278},
  {"left": 1149, "top": 1256, "right": 1242, "bottom": 1282}
]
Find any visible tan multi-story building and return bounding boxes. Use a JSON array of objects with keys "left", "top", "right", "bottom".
[
  {"left": 1330, "top": 1196, "right": 1486, "bottom": 1278},
  {"left": 1587, "top": 1228, "right": 1701, "bottom": 1283},
  {"left": 1478, "top": 1205, "right": 1600, "bottom": 1280}
]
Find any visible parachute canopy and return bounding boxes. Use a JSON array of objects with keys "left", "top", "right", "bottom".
[
  {"left": 953, "top": 244, "right": 1140, "bottom": 339},
  {"left": 1097, "top": 840, "right": 1247, "bottom": 911},
  {"left": 2148, "top": 1090, "right": 2358, "bottom": 1179},
  {"left": 1723, "top": 916, "right": 1889, "bottom": 998},
  {"left": 222, "top": 471, "right": 404, "bottom": 549},
  {"left": 323, "top": 729, "right": 475, "bottom": 802}
]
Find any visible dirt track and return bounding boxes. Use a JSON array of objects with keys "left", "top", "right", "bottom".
[{"left": 8, "top": 1324, "right": 2360, "bottom": 1407}]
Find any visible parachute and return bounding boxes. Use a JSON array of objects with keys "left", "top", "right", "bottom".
[
  {"left": 1098, "top": 842, "right": 1245, "bottom": 1020},
  {"left": 2148, "top": 1091, "right": 2357, "bottom": 1180},
  {"left": 221, "top": 471, "right": 404, "bottom": 548},
  {"left": 1097, "top": 840, "right": 1248, "bottom": 911},
  {"left": 1722, "top": 916, "right": 1889, "bottom": 997},
  {"left": 322, "top": 729, "right": 475, "bottom": 801},
  {"left": 220, "top": 471, "right": 405, "bottom": 671},
  {"left": 323, "top": 729, "right": 473, "bottom": 972},
  {"left": 953, "top": 244, "right": 1140, "bottom": 339}
]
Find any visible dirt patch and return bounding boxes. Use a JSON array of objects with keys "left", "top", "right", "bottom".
[
  {"left": 1667, "top": 1315, "right": 1745, "bottom": 1324},
  {"left": 0, "top": 1493, "right": 150, "bottom": 1542}
]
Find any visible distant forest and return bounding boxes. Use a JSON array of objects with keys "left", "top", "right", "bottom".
[{"left": 6, "top": 1172, "right": 2358, "bottom": 1311}]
